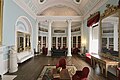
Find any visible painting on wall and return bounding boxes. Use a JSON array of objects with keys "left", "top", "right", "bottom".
[
  {"left": 39, "top": 27, "right": 48, "bottom": 32},
  {"left": 71, "top": 27, "right": 80, "bottom": 32},
  {"left": 54, "top": 29, "right": 66, "bottom": 34}
]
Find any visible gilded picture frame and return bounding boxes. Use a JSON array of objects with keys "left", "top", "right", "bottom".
[{"left": 0, "top": 0, "right": 3, "bottom": 45}]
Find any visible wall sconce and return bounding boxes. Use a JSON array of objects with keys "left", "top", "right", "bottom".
[
  {"left": 82, "top": 39, "right": 86, "bottom": 53},
  {"left": 82, "top": 39, "right": 86, "bottom": 47}
]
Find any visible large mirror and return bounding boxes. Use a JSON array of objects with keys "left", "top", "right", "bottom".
[
  {"left": 17, "top": 31, "right": 31, "bottom": 53},
  {"left": 0, "top": 0, "right": 3, "bottom": 45},
  {"left": 100, "top": 4, "right": 120, "bottom": 58}
]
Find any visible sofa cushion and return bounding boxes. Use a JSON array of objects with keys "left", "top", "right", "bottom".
[{"left": 17, "top": 51, "right": 34, "bottom": 63}]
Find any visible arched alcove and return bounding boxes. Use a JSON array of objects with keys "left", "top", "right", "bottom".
[{"left": 15, "top": 16, "right": 33, "bottom": 63}]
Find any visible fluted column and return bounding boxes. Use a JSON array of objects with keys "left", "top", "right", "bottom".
[
  {"left": 35, "top": 21, "right": 39, "bottom": 52},
  {"left": 114, "top": 22, "right": 118, "bottom": 51},
  {"left": 67, "top": 19, "right": 72, "bottom": 56},
  {"left": 47, "top": 20, "right": 53, "bottom": 56}
]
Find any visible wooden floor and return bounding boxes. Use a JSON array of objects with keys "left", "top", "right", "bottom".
[{"left": 7, "top": 54, "right": 117, "bottom": 80}]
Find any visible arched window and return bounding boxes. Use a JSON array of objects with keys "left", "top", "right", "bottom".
[
  {"left": 76, "top": 0, "right": 80, "bottom": 2},
  {"left": 38, "top": 0, "right": 46, "bottom": 4},
  {"left": 73, "top": 0, "right": 81, "bottom": 4}
]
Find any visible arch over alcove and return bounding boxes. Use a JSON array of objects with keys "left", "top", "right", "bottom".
[{"left": 14, "top": 16, "right": 34, "bottom": 63}]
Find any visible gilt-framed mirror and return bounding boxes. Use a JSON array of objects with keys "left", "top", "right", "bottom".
[
  {"left": 0, "top": 0, "right": 3, "bottom": 45},
  {"left": 100, "top": 4, "right": 120, "bottom": 59}
]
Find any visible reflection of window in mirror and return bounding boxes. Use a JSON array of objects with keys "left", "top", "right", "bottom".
[
  {"left": 0, "top": 0, "right": 3, "bottom": 45},
  {"left": 25, "top": 34, "right": 31, "bottom": 50},
  {"left": 102, "top": 14, "right": 118, "bottom": 50},
  {"left": 17, "top": 32, "right": 31, "bottom": 52},
  {"left": 102, "top": 38, "right": 107, "bottom": 48},
  {"left": 17, "top": 32, "right": 24, "bottom": 53},
  {"left": 101, "top": 5, "right": 120, "bottom": 57}
]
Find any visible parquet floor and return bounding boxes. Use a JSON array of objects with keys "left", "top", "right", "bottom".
[{"left": 7, "top": 54, "right": 118, "bottom": 80}]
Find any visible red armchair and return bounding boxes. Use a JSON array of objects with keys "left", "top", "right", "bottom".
[
  {"left": 56, "top": 58, "right": 66, "bottom": 69},
  {"left": 72, "top": 67, "right": 90, "bottom": 80},
  {"left": 42, "top": 47, "right": 48, "bottom": 55}
]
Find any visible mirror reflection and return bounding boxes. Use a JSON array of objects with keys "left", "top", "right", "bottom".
[{"left": 101, "top": 12, "right": 119, "bottom": 57}]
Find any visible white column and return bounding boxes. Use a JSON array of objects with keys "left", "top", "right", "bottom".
[
  {"left": 61, "top": 37, "right": 63, "bottom": 48},
  {"left": 114, "top": 22, "right": 118, "bottom": 51},
  {"left": 47, "top": 20, "right": 52, "bottom": 56},
  {"left": 41, "top": 36, "right": 43, "bottom": 49},
  {"left": 76, "top": 36, "right": 78, "bottom": 48},
  {"left": 56, "top": 37, "right": 58, "bottom": 49},
  {"left": 67, "top": 19, "right": 72, "bottom": 56},
  {"left": 35, "top": 21, "right": 39, "bottom": 52}
]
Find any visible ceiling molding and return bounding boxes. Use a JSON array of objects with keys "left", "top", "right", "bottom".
[
  {"left": 83, "top": 0, "right": 108, "bottom": 20},
  {"left": 13, "top": 0, "right": 36, "bottom": 20},
  {"left": 36, "top": 1, "right": 82, "bottom": 16},
  {"left": 37, "top": 16, "right": 83, "bottom": 22},
  {"left": 39, "top": 5, "right": 79, "bottom": 16}
]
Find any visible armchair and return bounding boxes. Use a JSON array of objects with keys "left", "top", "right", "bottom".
[
  {"left": 56, "top": 58, "right": 66, "bottom": 69},
  {"left": 72, "top": 67, "right": 90, "bottom": 80}
]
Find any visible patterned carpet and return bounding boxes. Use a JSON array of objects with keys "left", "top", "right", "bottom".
[{"left": 37, "top": 65, "right": 77, "bottom": 80}]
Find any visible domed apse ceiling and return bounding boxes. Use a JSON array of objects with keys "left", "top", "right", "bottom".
[{"left": 37, "top": 5, "right": 79, "bottom": 16}]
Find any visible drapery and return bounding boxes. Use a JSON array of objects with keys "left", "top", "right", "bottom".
[{"left": 87, "top": 11, "right": 100, "bottom": 27}]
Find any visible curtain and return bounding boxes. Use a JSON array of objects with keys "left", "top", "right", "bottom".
[{"left": 87, "top": 11, "right": 100, "bottom": 27}]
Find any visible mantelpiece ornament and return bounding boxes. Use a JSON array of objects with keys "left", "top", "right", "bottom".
[{"left": 101, "top": 4, "right": 119, "bottom": 19}]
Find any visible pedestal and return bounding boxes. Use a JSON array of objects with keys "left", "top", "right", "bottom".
[{"left": 9, "top": 51, "right": 18, "bottom": 73}]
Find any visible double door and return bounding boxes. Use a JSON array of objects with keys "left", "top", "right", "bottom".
[{"left": 52, "top": 37, "right": 67, "bottom": 49}]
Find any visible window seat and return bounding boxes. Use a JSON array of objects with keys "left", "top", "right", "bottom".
[
  {"left": 17, "top": 51, "right": 34, "bottom": 63},
  {"left": 85, "top": 53, "right": 91, "bottom": 65}
]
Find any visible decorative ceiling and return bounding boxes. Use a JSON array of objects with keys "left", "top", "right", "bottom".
[
  {"left": 13, "top": 0, "right": 108, "bottom": 28},
  {"left": 16, "top": 0, "right": 108, "bottom": 16}
]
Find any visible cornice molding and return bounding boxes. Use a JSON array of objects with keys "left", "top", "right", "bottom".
[
  {"left": 13, "top": 0, "right": 36, "bottom": 20},
  {"left": 83, "top": 0, "right": 108, "bottom": 20},
  {"left": 37, "top": 16, "right": 83, "bottom": 22}
]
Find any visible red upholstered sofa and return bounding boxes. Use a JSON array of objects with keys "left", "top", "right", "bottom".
[{"left": 85, "top": 53, "right": 91, "bottom": 65}]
